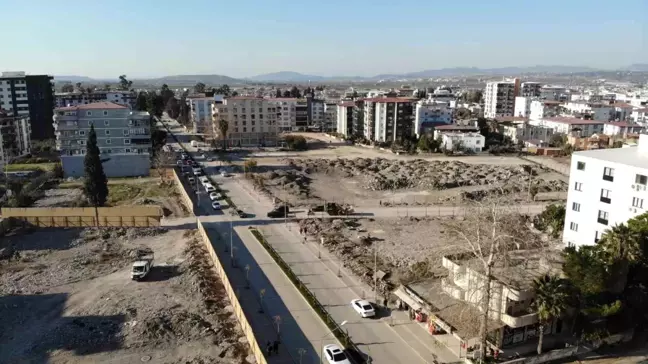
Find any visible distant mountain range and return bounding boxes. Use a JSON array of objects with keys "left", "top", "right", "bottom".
[{"left": 54, "top": 64, "right": 648, "bottom": 85}]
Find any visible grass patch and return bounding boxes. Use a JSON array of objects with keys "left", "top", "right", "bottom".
[
  {"left": 249, "top": 228, "right": 364, "bottom": 363},
  {"left": 107, "top": 181, "right": 177, "bottom": 206},
  {"left": 5, "top": 163, "right": 56, "bottom": 172}
]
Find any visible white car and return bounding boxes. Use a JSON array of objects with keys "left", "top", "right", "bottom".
[
  {"left": 187, "top": 177, "right": 195, "bottom": 184},
  {"left": 204, "top": 184, "right": 216, "bottom": 192},
  {"left": 350, "top": 299, "right": 375, "bottom": 318},
  {"left": 209, "top": 192, "right": 222, "bottom": 201},
  {"left": 193, "top": 168, "right": 202, "bottom": 176},
  {"left": 322, "top": 344, "right": 351, "bottom": 364},
  {"left": 211, "top": 201, "right": 221, "bottom": 210}
]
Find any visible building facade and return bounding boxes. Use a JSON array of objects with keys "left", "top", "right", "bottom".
[
  {"left": 500, "top": 122, "right": 554, "bottom": 145},
  {"left": 414, "top": 99, "right": 453, "bottom": 137},
  {"left": 53, "top": 102, "right": 151, "bottom": 177},
  {"left": 603, "top": 122, "right": 643, "bottom": 136},
  {"left": 514, "top": 97, "right": 532, "bottom": 118},
  {"left": 187, "top": 96, "right": 217, "bottom": 134},
  {"left": 55, "top": 91, "right": 136, "bottom": 109},
  {"left": 440, "top": 132, "right": 485, "bottom": 152},
  {"left": 529, "top": 100, "right": 562, "bottom": 120},
  {"left": 529, "top": 117, "right": 604, "bottom": 137},
  {"left": 336, "top": 102, "right": 356, "bottom": 137},
  {"left": 520, "top": 82, "right": 541, "bottom": 97},
  {"left": 0, "top": 115, "right": 32, "bottom": 171},
  {"left": 563, "top": 135, "right": 648, "bottom": 247},
  {"left": 0, "top": 71, "right": 55, "bottom": 140},
  {"left": 307, "top": 97, "right": 325, "bottom": 131},
  {"left": 484, "top": 80, "right": 519, "bottom": 118},
  {"left": 363, "top": 98, "right": 416, "bottom": 143},
  {"left": 211, "top": 97, "right": 278, "bottom": 147},
  {"left": 324, "top": 102, "right": 338, "bottom": 133}
]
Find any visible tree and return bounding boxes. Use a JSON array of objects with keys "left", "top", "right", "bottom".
[
  {"left": 102, "top": 83, "right": 111, "bottom": 91},
  {"left": 534, "top": 204, "right": 565, "bottom": 238},
  {"left": 151, "top": 129, "right": 168, "bottom": 156},
  {"left": 290, "top": 86, "right": 301, "bottom": 98},
  {"left": 118, "top": 75, "right": 132, "bottom": 91},
  {"left": 598, "top": 223, "right": 642, "bottom": 294},
  {"left": 218, "top": 119, "right": 229, "bottom": 150},
  {"left": 61, "top": 83, "right": 74, "bottom": 93},
  {"left": 135, "top": 92, "right": 148, "bottom": 111},
  {"left": 243, "top": 159, "right": 258, "bottom": 177},
  {"left": 83, "top": 125, "right": 109, "bottom": 226},
  {"left": 165, "top": 97, "right": 180, "bottom": 119},
  {"left": 214, "top": 84, "right": 232, "bottom": 97},
  {"left": 532, "top": 275, "right": 570, "bottom": 354},
  {"left": 275, "top": 88, "right": 282, "bottom": 97},
  {"left": 160, "top": 84, "right": 175, "bottom": 105},
  {"left": 282, "top": 90, "right": 292, "bottom": 98},
  {"left": 146, "top": 93, "right": 165, "bottom": 118},
  {"left": 194, "top": 82, "right": 206, "bottom": 94},
  {"left": 417, "top": 135, "right": 431, "bottom": 152},
  {"left": 152, "top": 151, "right": 175, "bottom": 182},
  {"left": 75, "top": 82, "right": 83, "bottom": 92},
  {"left": 283, "top": 135, "right": 307, "bottom": 150}
]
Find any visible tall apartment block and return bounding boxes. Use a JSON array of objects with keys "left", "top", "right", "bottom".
[
  {"left": 484, "top": 79, "right": 520, "bottom": 118},
  {"left": 211, "top": 97, "right": 278, "bottom": 147},
  {"left": 53, "top": 102, "right": 152, "bottom": 177},
  {"left": 0, "top": 71, "right": 55, "bottom": 140},
  {"left": 0, "top": 114, "right": 32, "bottom": 171},
  {"left": 363, "top": 98, "right": 416, "bottom": 142},
  {"left": 520, "top": 82, "right": 542, "bottom": 97}
]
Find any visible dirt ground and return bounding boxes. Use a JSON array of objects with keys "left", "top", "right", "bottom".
[
  {"left": 252, "top": 157, "right": 567, "bottom": 208},
  {"left": 0, "top": 227, "right": 249, "bottom": 364}
]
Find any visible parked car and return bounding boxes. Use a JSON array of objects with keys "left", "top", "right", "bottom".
[
  {"left": 211, "top": 201, "right": 221, "bottom": 210},
  {"left": 176, "top": 160, "right": 183, "bottom": 166},
  {"left": 350, "top": 299, "right": 375, "bottom": 318},
  {"left": 204, "top": 184, "right": 216, "bottom": 192},
  {"left": 192, "top": 167, "right": 202, "bottom": 176},
  {"left": 206, "top": 156, "right": 214, "bottom": 162},
  {"left": 187, "top": 177, "right": 195, "bottom": 184},
  {"left": 209, "top": 192, "right": 222, "bottom": 201},
  {"left": 235, "top": 209, "right": 248, "bottom": 218},
  {"left": 199, "top": 176, "right": 209, "bottom": 185},
  {"left": 322, "top": 344, "right": 351, "bottom": 364},
  {"left": 220, "top": 171, "right": 229, "bottom": 177}
]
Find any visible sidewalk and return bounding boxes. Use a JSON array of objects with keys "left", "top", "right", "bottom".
[{"left": 202, "top": 221, "right": 334, "bottom": 364}]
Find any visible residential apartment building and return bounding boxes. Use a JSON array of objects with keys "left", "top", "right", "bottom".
[
  {"left": 540, "top": 86, "right": 568, "bottom": 101},
  {"left": 602, "top": 122, "right": 643, "bottom": 137},
  {"left": 563, "top": 134, "right": 648, "bottom": 247},
  {"left": 55, "top": 91, "right": 136, "bottom": 109},
  {"left": 211, "top": 97, "right": 278, "bottom": 147},
  {"left": 324, "top": 102, "right": 338, "bottom": 133},
  {"left": 53, "top": 102, "right": 151, "bottom": 177},
  {"left": 520, "top": 82, "right": 541, "bottom": 97},
  {"left": 0, "top": 114, "right": 32, "bottom": 171},
  {"left": 307, "top": 97, "right": 326, "bottom": 131},
  {"left": 363, "top": 98, "right": 416, "bottom": 142},
  {"left": 484, "top": 79, "right": 519, "bottom": 118},
  {"left": 272, "top": 98, "right": 297, "bottom": 132},
  {"left": 499, "top": 121, "right": 554, "bottom": 145},
  {"left": 0, "top": 71, "right": 55, "bottom": 140},
  {"left": 632, "top": 108, "right": 648, "bottom": 125},
  {"left": 514, "top": 97, "right": 532, "bottom": 118},
  {"left": 187, "top": 96, "right": 218, "bottom": 134},
  {"left": 414, "top": 99, "right": 453, "bottom": 137},
  {"left": 561, "top": 101, "right": 614, "bottom": 121},
  {"left": 529, "top": 117, "right": 604, "bottom": 137},
  {"left": 336, "top": 102, "right": 356, "bottom": 137},
  {"left": 440, "top": 132, "right": 485, "bottom": 152},
  {"left": 529, "top": 100, "right": 562, "bottom": 120},
  {"left": 295, "top": 100, "right": 308, "bottom": 131}
]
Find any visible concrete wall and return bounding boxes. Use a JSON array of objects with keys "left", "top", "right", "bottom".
[
  {"left": 196, "top": 221, "right": 268, "bottom": 364},
  {"left": 172, "top": 168, "right": 194, "bottom": 214},
  {"left": 1, "top": 206, "right": 161, "bottom": 227},
  {"left": 62, "top": 154, "right": 151, "bottom": 178}
]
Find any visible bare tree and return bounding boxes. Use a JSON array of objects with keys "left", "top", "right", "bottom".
[
  {"left": 153, "top": 151, "right": 176, "bottom": 182},
  {"left": 443, "top": 197, "right": 549, "bottom": 361}
]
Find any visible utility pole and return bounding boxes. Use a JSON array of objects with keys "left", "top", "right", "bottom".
[{"left": 373, "top": 245, "right": 378, "bottom": 302}]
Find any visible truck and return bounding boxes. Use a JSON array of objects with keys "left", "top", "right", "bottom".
[{"left": 131, "top": 250, "right": 154, "bottom": 281}]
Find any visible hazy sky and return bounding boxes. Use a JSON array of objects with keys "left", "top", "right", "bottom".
[{"left": 1, "top": 0, "right": 646, "bottom": 78}]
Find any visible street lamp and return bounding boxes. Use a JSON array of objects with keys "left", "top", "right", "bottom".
[
  {"left": 245, "top": 264, "right": 251, "bottom": 289},
  {"left": 259, "top": 288, "right": 266, "bottom": 313},
  {"left": 319, "top": 321, "right": 348, "bottom": 364}
]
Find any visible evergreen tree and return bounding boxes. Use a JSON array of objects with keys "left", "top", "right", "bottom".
[
  {"left": 83, "top": 125, "right": 109, "bottom": 225},
  {"left": 135, "top": 92, "right": 148, "bottom": 111}
]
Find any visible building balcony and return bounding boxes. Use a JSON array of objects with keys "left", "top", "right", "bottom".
[
  {"left": 53, "top": 122, "right": 79, "bottom": 130},
  {"left": 502, "top": 285, "right": 535, "bottom": 302},
  {"left": 501, "top": 311, "right": 538, "bottom": 328},
  {"left": 129, "top": 127, "right": 149, "bottom": 135}
]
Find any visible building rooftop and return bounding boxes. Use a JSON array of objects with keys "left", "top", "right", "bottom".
[
  {"left": 573, "top": 139, "right": 648, "bottom": 169},
  {"left": 606, "top": 121, "right": 642, "bottom": 128},
  {"left": 363, "top": 97, "right": 417, "bottom": 103},
  {"left": 543, "top": 117, "right": 604, "bottom": 125},
  {"left": 434, "top": 125, "right": 479, "bottom": 131},
  {"left": 497, "top": 116, "right": 529, "bottom": 122},
  {"left": 56, "top": 102, "right": 128, "bottom": 111}
]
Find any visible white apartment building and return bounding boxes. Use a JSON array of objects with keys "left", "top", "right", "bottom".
[
  {"left": 367, "top": 98, "right": 416, "bottom": 142},
  {"left": 631, "top": 108, "right": 648, "bottom": 124},
  {"left": 309, "top": 98, "right": 326, "bottom": 130},
  {"left": 0, "top": 115, "right": 31, "bottom": 171},
  {"left": 484, "top": 79, "right": 519, "bottom": 118},
  {"left": 211, "top": 97, "right": 278, "bottom": 147},
  {"left": 563, "top": 134, "right": 648, "bottom": 247},
  {"left": 271, "top": 98, "right": 297, "bottom": 132},
  {"left": 529, "top": 100, "right": 562, "bottom": 120},
  {"left": 602, "top": 122, "right": 643, "bottom": 136},
  {"left": 500, "top": 121, "right": 554, "bottom": 145},
  {"left": 187, "top": 96, "right": 216, "bottom": 134},
  {"left": 52, "top": 102, "right": 151, "bottom": 177},
  {"left": 530, "top": 117, "right": 604, "bottom": 137},
  {"left": 440, "top": 132, "right": 485, "bottom": 152},
  {"left": 414, "top": 99, "right": 452, "bottom": 137},
  {"left": 520, "top": 82, "right": 541, "bottom": 97},
  {"left": 561, "top": 101, "right": 614, "bottom": 121},
  {"left": 514, "top": 97, "right": 532, "bottom": 118},
  {"left": 55, "top": 91, "right": 136, "bottom": 109},
  {"left": 336, "top": 102, "right": 356, "bottom": 137}
]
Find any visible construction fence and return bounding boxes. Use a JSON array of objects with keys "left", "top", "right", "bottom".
[
  {"left": 195, "top": 220, "right": 268, "bottom": 364},
  {"left": 1, "top": 206, "right": 162, "bottom": 228}
]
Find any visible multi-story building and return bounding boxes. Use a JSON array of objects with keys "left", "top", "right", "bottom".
[
  {"left": 336, "top": 101, "right": 356, "bottom": 137},
  {"left": 561, "top": 101, "right": 614, "bottom": 121},
  {"left": 0, "top": 71, "right": 55, "bottom": 140},
  {"left": 211, "top": 96, "right": 278, "bottom": 147},
  {"left": 563, "top": 134, "right": 648, "bottom": 247},
  {"left": 529, "top": 100, "right": 562, "bottom": 120},
  {"left": 540, "top": 86, "right": 568, "bottom": 101},
  {"left": 632, "top": 108, "right": 648, "bottom": 125},
  {"left": 484, "top": 79, "right": 519, "bottom": 118},
  {"left": 295, "top": 100, "right": 308, "bottom": 131},
  {"left": 363, "top": 98, "right": 416, "bottom": 142},
  {"left": 55, "top": 91, "right": 136, "bottom": 109},
  {"left": 307, "top": 97, "right": 326, "bottom": 131},
  {"left": 520, "top": 82, "right": 541, "bottom": 97},
  {"left": 324, "top": 102, "right": 338, "bottom": 133},
  {"left": 414, "top": 99, "right": 453, "bottom": 137},
  {"left": 0, "top": 114, "right": 32, "bottom": 171},
  {"left": 440, "top": 132, "right": 485, "bottom": 152},
  {"left": 499, "top": 120, "right": 554, "bottom": 145},
  {"left": 530, "top": 117, "right": 604, "bottom": 137},
  {"left": 187, "top": 96, "right": 218, "bottom": 134},
  {"left": 514, "top": 97, "right": 532, "bottom": 118},
  {"left": 271, "top": 98, "right": 297, "bottom": 132},
  {"left": 53, "top": 102, "right": 151, "bottom": 177},
  {"left": 602, "top": 122, "right": 643, "bottom": 137}
]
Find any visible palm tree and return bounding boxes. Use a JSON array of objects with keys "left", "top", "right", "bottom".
[
  {"left": 218, "top": 119, "right": 228, "bottom": 150},
  {"left": 598, "top": 223, "right": 642, "bottom": 293},
  {"left": 532, "top": 275, "right": 570, "bottom": 354}
]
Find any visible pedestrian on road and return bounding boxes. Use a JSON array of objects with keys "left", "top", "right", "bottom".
[
  {"left": 266, "top": 341, "right": 273, "bottom": 356},
  {"left": 273, "top": 340, "right": 280, "bottom": 355}
]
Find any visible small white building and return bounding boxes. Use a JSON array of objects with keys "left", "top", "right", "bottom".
[
  {"left": 631, "top": 108, "right": 648, "bottom": 125},
  {"left": 414, "top": 99, "right": 453, "bottom": 137},
  {"left": 561, "top": 101, "right": 614, "bottom": 121},
  {"left": 440, "top": 132, "right": 485, "bottom": 152},
  {"left": 603, "top": 121, "right": 643, "bottom": 136},
  {"left": 530, "top": 117, "right": 604, "bottom": 137},
  {"left": 514, "top": 97, "right": 532, "bottom": 118},
  {"left": 336, "top": 102, "right": 356, "bottom": 137},
  {"left": 563, "top": 134, "right": 648, "bottom": 247},
  {"left": 530, "top": 100, "right": 562, "bottom": 120},
  {"left": 499, "top": 120, "right": 554, "bottom": 145},
  {"left": 187, "top": 96, "right": 217, "bottom": 134}
]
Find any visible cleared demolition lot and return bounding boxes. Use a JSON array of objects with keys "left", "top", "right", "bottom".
[
  {"left": 251, "top": 157, "right": 567, "bottom": 208},
  {"left": 0, "top": 226, "right": 249, "bottom": 364}
]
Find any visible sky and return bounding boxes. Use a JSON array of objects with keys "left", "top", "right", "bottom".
[{"left": 0, "top": 0, "right": 646, "bottom": 78}]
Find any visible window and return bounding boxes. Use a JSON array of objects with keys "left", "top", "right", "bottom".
[
  {"left": 600, "top": 189, "right": 611, "bottom": 203},
  {"left": 124, "top": 139, "right": 130, "bottom": 144},
  {"left": 123, "top": 129, "right": 129, "bottom": 136},
  {"left": 79, "top": 130, "right": 86, "bottom": 136},
  {"left": 603, "top": 167, "right": 614, "bottom": 182},
  {"left": 598, "top": 210, "right": 609, "bottom": 225},
  {"left": 476, "top": 140, "right": 481, "bottom": 145},
  {"left": 572, "top": 202, "right": 581, "bottom": 212},
  {"left": 574, "top": 182, "right": 583, "bottom": 191},
  {"left": 103, "top": 111, "right": 108, "bottom": 116},
  {"left": 576, "top": 161, "right": 586, "bottom": 170},
  {"left": 570, "top": 222, "right": 578, "bottom": 232},
  {"left": 105, "top": 130, "right": 110, "bottom": 136},
  {"left": 106, "top": 139, "right": 112, "bottom": 145},
  {"left": 104, "top": 120, "right": 110, "bottom": 126},
  {"left": 125, "top": 148, "right": 131, "bottom": 153},
  {"left": 636, "top": 174, "right": 648, "bottom": 186},
  {"left": 86, "top": 111, "right": 92, "bottom": 116},
  {"left": 595, "top": 231, "right": 601, "bottom": 243},
  {"left": 633, "top": 197, "right": 644, "bottom": 209}
]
